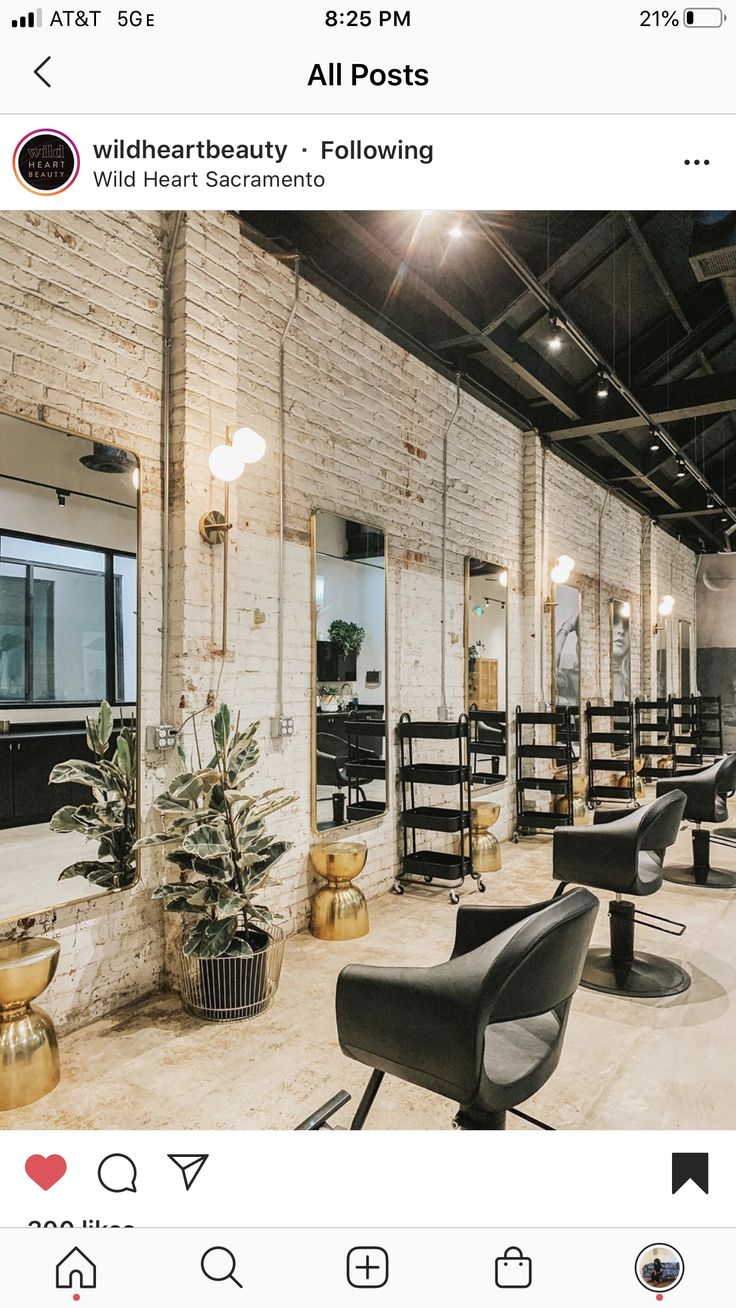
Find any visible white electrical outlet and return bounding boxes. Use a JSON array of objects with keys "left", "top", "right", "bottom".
[
  {"left": 146, "top": 724, "right": 178, "bottom": 751},
  {"left": 271, "top": 716, "right": 295, "bottom": 739}
]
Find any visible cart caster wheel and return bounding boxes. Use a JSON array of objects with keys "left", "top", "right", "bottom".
[
  {"left": 512, "top": 832, "right": 520, "bottom": 844},
  {"left": 424, "top": 876, "right": 433, "bottom": 884},
  {"left": 449, "top": 891, "right": 460, "bottom": 905},
  {"left": 478, "top": 880, "right": 486, "bottom": 893},
  {"left": 393, "top": 882, "right": 404, "bottom": 896}
]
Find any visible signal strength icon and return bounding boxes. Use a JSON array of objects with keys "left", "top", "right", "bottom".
[{"left": 11, "top": 7, "right": 42, "bottom": 26}]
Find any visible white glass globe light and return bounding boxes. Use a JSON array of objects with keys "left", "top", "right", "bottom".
[
  {"left": 209, "top": 443, "right": 246, "bottom": 482},
  {"left": 231, "top": 427, "right": 267, "bottom": 464}
]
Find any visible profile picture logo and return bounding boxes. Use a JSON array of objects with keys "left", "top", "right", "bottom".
[{"left": 13, "top": 128, "right": 80, "bottom": 195}]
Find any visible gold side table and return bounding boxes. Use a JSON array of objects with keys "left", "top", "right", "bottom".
[
  {"left": 553, "top": 769, "right": 588, "bottom": 824},
  {"left": 309, "top": 840, "right": 369, "bottom": 941},
  {"left": 0, "top": 938, "right": 61, "bottom": 1111},
  {"left": 464, "top": 800, "right": 502, "bottom": 873}
]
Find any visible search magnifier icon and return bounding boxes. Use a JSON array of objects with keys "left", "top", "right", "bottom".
[{"left": 201, "top": 1246, "right": 243, "bottom": 1289}]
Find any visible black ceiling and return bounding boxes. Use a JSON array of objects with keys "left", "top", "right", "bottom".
[{"left": 240, "top": 210, "right": 736, "bottom": 552}]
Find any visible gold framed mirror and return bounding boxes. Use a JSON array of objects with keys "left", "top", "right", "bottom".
[
  {"left": 552, "top": 582, "right": 581, "bottom": 711},
  {"left": 311, "top": 510, "right": 387, "bottom": 833},
  {"left": 679, "top": 618, "right": 691, "bottom": 696},
  {"left": 465, "top": 558, "right": 508, "bottom": 785},
  {"left": 0, "top": 412, "right": 140, "bottom": 923},
  {"left": 610, "top": 598, "right": 632, "bottom": 701}
]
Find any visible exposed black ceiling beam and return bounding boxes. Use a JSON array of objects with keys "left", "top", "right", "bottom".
[{"left": 535, "top": 371, "right": 736, "bottom": 440}]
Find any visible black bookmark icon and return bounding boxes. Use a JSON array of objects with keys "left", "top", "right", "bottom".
[{"left": 672, "top": 1152, "right": 709, "bottom": 1194}]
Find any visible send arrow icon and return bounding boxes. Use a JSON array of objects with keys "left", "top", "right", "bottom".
[
  {"left": 672, "top": 1152, "right": 709, "bottom": 1194},
  {"left": 168, "top": 1153, "right": 209, "bottom": 1192}
]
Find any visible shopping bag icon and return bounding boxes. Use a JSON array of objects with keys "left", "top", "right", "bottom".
[{"left": 495, "top": 1246, "right": 532, "bottom": 1288}]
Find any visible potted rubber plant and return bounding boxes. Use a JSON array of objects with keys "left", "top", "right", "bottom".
[
  {"left": 49, "top": 701, "right": 137, "bottom": 891},
  {"left": 135, "top": 704, "right": 295, "bottom": 1021}
]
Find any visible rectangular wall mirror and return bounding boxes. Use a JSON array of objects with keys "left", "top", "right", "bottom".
[
  {"left": 0, "top": 414, "right": 139, "bottom": 921},
  {"left": 610, "top": 599, "right": 632, "bottom": 701},
  {"left": 466, "top": 558, "right": 508, "bottom": 785},
  {"left": 679, "top": 619, "right": 691, "bottom": 696},
  {"left": 553, "top": 583, "right": 581, "bottom": 710},
  {"left": 312, "top": 510, "right": 386, "bottom": 832},
  {"left": 656, "top": 623, "right": 668, "bottom": 700}
]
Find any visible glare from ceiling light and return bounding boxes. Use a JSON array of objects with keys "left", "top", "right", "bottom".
[
  {"left": 208, "top": 443, "right": 246, "bottom": 483},
  {"left": 658, "top": 594, "right": 675, "bottom": 617},
  {"left": 448, "top": 224, "right": 464, "bottom": 240},
  {"left": 131, "top": 465, "right": 140, "bottom": 491},
  {"left": 596, "top": 371, "right": 610, "bottom": 400},
  {"left": 547, "top": 316, "right": 563, "bottom": 352},
  {"left": 621, "top": 601, "right": 631, "bottom": 618},
  {"left": 498, "top": 570, "right": 508, "bottom": 587},
  {"left": 231, "top": 427, "right": 267, "bottom": 464}
]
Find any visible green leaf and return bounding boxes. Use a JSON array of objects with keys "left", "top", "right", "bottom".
[
  {"left": 58, "top": 860, "right": 133, "bottom": 889},
  {"left": 153, "top": 883, "right": 193, "bottom": 900},
  {"left": 49, "top": 760, "right": 114, "bottom": 791},
  {"left": 133, "top": 831, "right": 179, "bottom": 849},
  {"left": 162, "top": 895, "right": 203, "bottom": 914},
  {"left": 212, "top": 703, "right": 231, "bottom": 752},
  {"left": 115, "top": 733, "right": 132, "bottom": 777},
  {"left": 165, "top": 849, "right": 232, "bottom": 881},
  {"left": 181, "top": 824, "right": 232, "bottom": 860},
  {"left": 97, "top": 700, "right": 114, "bottom": 749},
  {"left": 214, "top": 888, "right": 247, "bottom": 919},
  {"left": 226, "top": 936, "right": 254, "bottom": 958},
  {"left": 181, "top": 916, "right": 237, "bottom": 958}
]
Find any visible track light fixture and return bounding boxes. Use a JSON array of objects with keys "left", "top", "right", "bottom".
[
  {"left": 721, "top": 508, "right": 730, "bottom": 526},
  {"left": 649, "top": 427, "right": 661, "bottom": 452},
  {"left": 676, "top": 457, "right": 686, "bottom": 479},
  {"left": 706, "top": 490, "right": 715, "bottom": 510},
  {"left": 596, "top": 371, "right": 610, "bottom": 400}
]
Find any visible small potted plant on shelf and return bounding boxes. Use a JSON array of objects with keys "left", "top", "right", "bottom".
[
  {"left": 135, "top": 704, "right": 295, "bottom": 1021},
  {"left": 49, "top": 700, "right": 137, "bottom": 890}
]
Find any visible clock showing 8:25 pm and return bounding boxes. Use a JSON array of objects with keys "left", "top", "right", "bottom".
[{"left": 325, "top": 9, "right": 412, "bottom": 25}]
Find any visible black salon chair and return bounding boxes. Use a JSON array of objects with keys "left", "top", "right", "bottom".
[
  {"left": 553, "top": 790, "right": 688, "bottom": 998},
  {"left": 656, "top": 753, "right": 736, "bottom": 889},
  {"left": 334, "top": 889, "right": 598, "bottom": 1130}
]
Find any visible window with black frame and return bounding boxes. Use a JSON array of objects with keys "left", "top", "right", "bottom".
[{"left": 0, "top": 533, "right": 136, "bottom": 707}]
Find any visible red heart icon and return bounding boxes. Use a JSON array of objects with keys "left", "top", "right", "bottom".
[{"left": 25, "top": 1154, "right": 67, "bottom": 1190}]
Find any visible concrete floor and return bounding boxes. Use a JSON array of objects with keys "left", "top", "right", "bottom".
[
  {"left": 5, "top": 799, "right": 736, "bottom": 1130},
  {"left": 0, "top": 824, "right": 102, "bottom": 921}
]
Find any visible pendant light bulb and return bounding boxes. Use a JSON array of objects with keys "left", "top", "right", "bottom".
[
  {"left": 596, "top": 370, "right": 610, "bottom": 400},
  {"left": 676, "top": 457, "right": 686, "bottom": 479},
  {"left": 231, "top": 427, "right": 267, "bottom": 464},
  {"left": 547, "top": 316, "right": 563, "bottom": 352},
  {"left": 721, "top": 509, "right": 729, "bottom": 526},
  {"left": 706, "top": 490, "right": 715, "bottom": 510},
  {"left": 649, "top": 427, "right": 661, "bottom": 452}
]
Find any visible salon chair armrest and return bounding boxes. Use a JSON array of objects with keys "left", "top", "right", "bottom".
[
  {"left": 451, "top": 899, "right": 558, "bottom": 958},
  {"left": 336, "top": 958, "right": 482, "bottom": 1102},
  {"left": 554, "top": 819, "right": 642, "bottom": 893},
  {"left": 592, "top": 806, "right": 639, "bottom": 825}
]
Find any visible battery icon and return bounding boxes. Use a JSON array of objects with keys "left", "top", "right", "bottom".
[{"left": 684, "top": 7, "right": 724, "bottom": 23}]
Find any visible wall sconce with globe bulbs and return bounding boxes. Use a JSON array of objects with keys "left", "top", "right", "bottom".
[
  {"left": 653, "top": 592, "right": 674, "bottom": 635},
  {"left": 200, "top": 426, "right": 267, "bottom": 652},
  {"left": 546, "top": 555, "right": 576, "bottom": 615}
]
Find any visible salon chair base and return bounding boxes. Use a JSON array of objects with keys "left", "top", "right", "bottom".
[
  {"left": 581, "top": 899, "right": 690, "bottom": 999},
  {"left": 663, "top": 828, "right": 736, "bottom": 890}
]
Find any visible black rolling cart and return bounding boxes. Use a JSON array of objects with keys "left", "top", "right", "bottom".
[
  {"left": 345, "top": 713, "right": 386, "bottom": 823},
  {"left": 634, "top": 698, "right": 671, "bottom": 780},
  {"left": 585, "top": 700, "right": 637, "bottom": 807},
  {"left": 396, "top": 712, "right": 483, "bottom": 904},
  {"left": 514, "top": 706, "right": 575, "bottom": 840},
  {"left": 694, "top": 694, "right": 723, "bottom": 761},
  {"left": 468, "top": 704, "right": 507, "bottom": 784},
  {"left": 669, "top": 695, "right": 703, "bottom": 771}
]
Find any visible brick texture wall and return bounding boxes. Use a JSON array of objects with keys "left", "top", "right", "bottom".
[{"left": 0, "top": 211, "right": 699, "bottom": 1031}]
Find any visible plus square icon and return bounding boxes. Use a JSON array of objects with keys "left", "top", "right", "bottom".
[{"left": 347, "top": 1247, "right": 389, "bottom": 1289}]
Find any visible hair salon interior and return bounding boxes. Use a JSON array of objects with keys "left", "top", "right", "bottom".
[{"left": 1, "top": 208, "right": 736, "bottom": 1132}]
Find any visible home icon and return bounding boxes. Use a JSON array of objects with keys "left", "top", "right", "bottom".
[{"left": 55, "top": 1247, "right": 97, "bottom": 1290}]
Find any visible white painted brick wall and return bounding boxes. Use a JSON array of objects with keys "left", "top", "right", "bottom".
[{"left": 0, "top": 211, "right": 699, "bottom": 1033}]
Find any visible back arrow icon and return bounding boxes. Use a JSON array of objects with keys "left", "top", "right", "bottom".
[{"left": 34, "top": 56, "right": 51, "bottom": 87}]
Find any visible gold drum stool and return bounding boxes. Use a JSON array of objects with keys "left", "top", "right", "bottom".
[
  {"left": 465, "top": 801, "right": 502, "bottom": 873},
  {"left": 553, "top": 769, "right": 588, "bottom": 824},
  {"left": 309, "top": 840, "right": 369, "bottom": 941},
  {"left": 0, "top": 937, "right": 61, "bottom": 1111}
]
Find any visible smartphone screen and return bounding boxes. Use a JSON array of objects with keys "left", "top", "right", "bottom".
[{"left": 0, "top": 2, "right": 734, "bottom": 1303}]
